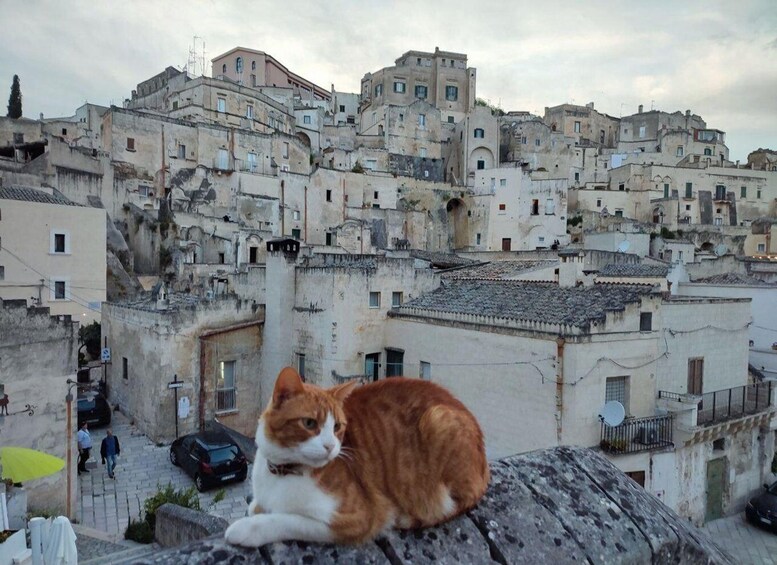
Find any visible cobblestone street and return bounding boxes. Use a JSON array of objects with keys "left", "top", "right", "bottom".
[
  {"left": 703, "top": 512, "right": 777, "bottom": 565},
  {"left": 78, "top": 411, "right": 251, "bottom": 538}
]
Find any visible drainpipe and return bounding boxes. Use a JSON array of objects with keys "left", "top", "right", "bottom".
[
  {"left": 556, "top": 337, "right": 565, "bottom": 445},
  {"left": 342, "top": 177, "right": 346, "bottom": 223},
  {"left": 198, "top": 337, "right": 207, "bottom": 431},
  {"left": 280, "top": 180, "right": 285, "bottom": 236},
  {"left": 304, "top": 185, "right": 308, "bottom": 241}
]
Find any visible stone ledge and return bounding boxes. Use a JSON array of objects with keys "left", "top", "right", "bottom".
[
  {"left": 137, "top": 446, "right": 734, "bottom": 564},
  {"left": 154, "top": 503, "right": 230, "bottom": 548}
]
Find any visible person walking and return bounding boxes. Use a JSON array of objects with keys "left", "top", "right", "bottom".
[
  {"left": 100, "top": 428, "right": 121, "bottom": 479},
  {"left": 77, "top": 422, "right": 92, "bottom": 475}
]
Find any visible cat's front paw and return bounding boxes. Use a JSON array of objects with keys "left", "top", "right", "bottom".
[{"left": 225, "top": 517, "right": 263, "bottom": 547}]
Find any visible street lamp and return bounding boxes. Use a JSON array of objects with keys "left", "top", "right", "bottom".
[{"left": 65, "top": 378, "right": 88, "bottom": 518}]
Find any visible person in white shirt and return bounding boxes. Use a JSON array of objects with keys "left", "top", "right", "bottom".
[{"left": 77, "top": 422, "right": 92, "bottom": 475}]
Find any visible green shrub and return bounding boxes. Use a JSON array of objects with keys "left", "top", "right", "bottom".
[
  {"left": 143, "top": 483, "right": 200, "bottom": 530},
  {"left": 772, "top": 453, "right": 777, "bottom": 474},
  {"left": 660, "top": 227, "right": 676, "bottom": 240},
  {"left": 351, "top": 161, "right": 364, "bottom": 174},
  {"left": 124, "top": 518, "right": 153, "bottom": 544}
]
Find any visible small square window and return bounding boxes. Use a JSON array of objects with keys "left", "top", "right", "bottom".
[
  {"left": 605, "top": 376, "right": 629, "bottom": 413},
  {"left": 392, "top": 292, "right": 403, "bottom": 307},
  {"left": 393, "top": 81, "right": 406, "bottom": 93},
  {"left": 474, "top": 128, "right": 484, "bottom": 139},
  {"left": 500, "top": 179, "right": 506, "bottom": 187},
  {"left": 447, "top": 116, "right": 454, "bottom": 123},
  {"left": 339, "top": 105, "right": 345, "bottom": 112},
  {"left": 618, "top": 183, "right": 625, "bottom": 191},
  {"left": 477, "top": 160, "right": 485, "bottom": 170},
  {"left": 415, "top": 85, "right": 428, "bottom": 99},
  {"left": 640, "top": 312, "right": 652, "bottom": 331},
  {"left": 498, "top": 203, "right": 506, "bottom": 211},
  {"left": 303, "top": 115, "right": 311, "bottom": 124},
  {"left": 369, "top": 291, "right": 381, "bottom": 308},
  {"left": 757, "top": 243, "right": 766, "bottom": 253}
]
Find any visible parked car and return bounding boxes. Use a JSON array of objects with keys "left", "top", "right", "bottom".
[
  {"left": 76, "top": 392, "right": 111, "bottom": 428},
  {"left": 169, "top": 431, "right": 248, "bottom": 491},
  {"left": 745, "top": 481, "right": 777, "bottom": 532}
]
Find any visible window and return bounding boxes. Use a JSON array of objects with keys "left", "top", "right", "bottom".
[
  {"left": 303, "top": 115, "right": 311, "bottom": 124},
  {"left": 172, "top": 100, "right": 179, "bottom": 110},
  {"left": 715, "top": 185, "right": 726, "bottom": 200},
  {"left": 326, "top": 189, "right": 332, "bottom": 202},
  {"left": 414, "top": 85, "right": 428, "bottom": 99},
  {"left": 531, "top": 199, "right": 539, "bottom": 215},
  {"left": 639, "top": 126, "right": 646, "bottom": 138},
  {"left": 498, "top": 203, "right": 506, "bottom": 211},
  {"left": 374, "top": 191, "right": 379, "bottom": 199},
  {"left": 292, "top": 210, "right": 300, "bottom": 221},
  {"left": 418, "top": 147, "right": 427, "bottom": 159},
  {"left": 685, "top": 182, "right": 693, "bottom": 198},
  {"left": 291, "top": 228, "right": 301, "bottom": 239},
  {"left": 248, "top": 246, "right": 258, "bottom": 264},
  {"left": 216, "top": 360, "right": 236, "bottom": 412},
  {"left": 374, "top": 84, "right": 383, "bottom": 97},
  {"left": 339, "top": 104, "right": 346, "bottom": 112},
  {"left": 235, "top": 57, "right": 243, "bottom": 73},
  {"left": 54, "top": 233, "right": 66, "bottom": 253},
  {"left": 418, "top": 114, "right": 426, "bottom": 128},
  {"left": 625, "top": 471, "right": 646, "bottom": 487},
  {"left": 741, "top": 186, "right": 746, "bottom": 198},
  {"left": 392, "top": 292, "right": 403, "bottom": 307},
  {"left": 597, "top": 199, "right": 602, "bottom": 207},
  {"left": 247, "top": 152, "right": 257, "bottom": 172},
  {"left": 500, "top": 179, "right": 506, "bottom": 187},
  {"left": 217, "top": 97, "right": 226, "bottom": 113},
  {"left": 501, "top": 238, "right": 511, "bottom": 251},
  {"left": 757, "top": 188, "right": 762, "bottom": 199},
  {"left": 416, "top": 57, "right": 422, "bottom": 65},
  {"left": 13, "top": 133, "right": 23, "bottom": 144},
  {"left": 0, "top": 266, "right": 4, "bottom": 280},
  {"left": 757, "top": 243, "right": 766, "bottom": 253},
  {"left": 474, "top": 128, "right": 484, "bottom": 139},
  {"left": 297, "top": 354, "right": 306, "bottom": 381},
  {"left": 386, "top": 349, "right": 404, "bottom": 377},
  {"left": 614, "top": 210, "right": 623, "bottom": 218},
  {"left": 714, "top": 217, "right": 723, "bottom": 226},
  {"left": 521, "top": 136, "right": 527, "bottom": 144},
  {"left": 535, "top": 138, "right": 541, "bottom": 147},
  {"left": 369, "top": 291, "right": 381, "bottom": 308},
  {"left": 393, "top": 81, "right": 406, "bottom": 93},
  {"left": 122, "top": 357, "right": 128, "bottom": 380},
  {"left": 573, "top": 172, "right": 580, "bottom": 182},
  {"left": 476, "top": 233, "right": 481, "bottom": 245},
  {"left": 676, "top": 146, "right": 684, "bottom": 157},
  {"left": 445, "top": 85, "right": 458, "bottom": 101},
  {"left": 600, "top": 130, "right": 605, "bottom": 144},
  {"left": 605, "top": 376, "right": 629, "bottom": 413},
  {"left": 222, "top": 63, "right": 227, "bottom": 74},
  {"left": 126, "top": 137, "right": 135, "bottom": 151},
  {"left": 252, "top": 60, "right": 256, "bottom": 71},
  {"left": 53, "top": 280, "right": 67, "bottom": 300},
  {"left": 325, "top": 232, "right": 333, "bottom": 246},
  {"left": 663, "top": 183, "right": 670, "bottom": 198},
  {"left": 618, "top": 183, "right": 625, "bottom": 191},
  {"left": 283, "top": 142, "right": 289, "bottom": 159},
  {"left": 246, "top": 105, "right": 254, "bottom": 119},
  {"left": 398, "top": 113, "right": 404, "bottom": 123},
  {"left": 420, "top": 361, "right": 431, "bottom": 380},
  {"left": 545, "top": 198, "right": 555, "bottom": 215},
  {"left": 218, "top": 252, "right": 225, "bottom": 264},
  {"left": 640, "top": 312, "right": 652, "bottom": 331},
  {"left": 217, "top": 148, "right": 229, "bottom": 169},
  {"left": 685, "top": 204, "right": 691, "bottom": 211},
  {"left": 704, "top": 147, "right": 712, "bottom": 156},
  {"left": 175, "top": 143, "right": 186, "bottom": 159},
  {"left": 687, "top": 358, "right": 703, "bottom": 395},
  {"left": 447, "top": 116, "right": 454, "bottom": 123},
  {"left": 574, "top": 121, "right": 581, "bottom": 133},
  {"left": 477, "top": 160, "right": 485, "bottom": 170}
]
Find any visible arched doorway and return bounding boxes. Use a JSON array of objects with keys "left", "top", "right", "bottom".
[{"left": 446, "top": 198, "right": 469, "bottom": 250}]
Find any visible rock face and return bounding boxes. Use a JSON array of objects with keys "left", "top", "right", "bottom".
[{"left": 136, "top": 446, "right": 733, "bottom": 564}]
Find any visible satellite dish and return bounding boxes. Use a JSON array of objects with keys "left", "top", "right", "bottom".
[
  {"left": 599, "top": 401, "right": 625, "bottom": 427},
  {"left": 617, "top": 240, "right": 631, "bottom": 253},
  {"left": 714, "top": 244, "right": 728, "bottom": 257}
]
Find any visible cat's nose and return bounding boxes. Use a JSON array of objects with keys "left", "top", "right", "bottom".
[{"left": 323, "top": 443, "right": 335, "bottom": 454}]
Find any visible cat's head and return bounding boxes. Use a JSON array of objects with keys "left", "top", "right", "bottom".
[{"left": 256, "top": 367, "right": 358, "bottom": 468}]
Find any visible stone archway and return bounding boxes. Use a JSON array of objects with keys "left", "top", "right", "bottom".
[{"left": 446, "top": 198, "right": 469, "bottom": 250}]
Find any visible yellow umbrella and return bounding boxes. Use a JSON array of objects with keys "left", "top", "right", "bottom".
[{"left": 0, "top": 447, "right": 65, "bottom": 483}]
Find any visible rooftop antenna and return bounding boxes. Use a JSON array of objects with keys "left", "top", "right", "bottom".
[
  {"left": 599, "top": 401, "right": 625, "bottom": 427},
  {"left": 651, "top": 99, "right": 655, "bottom": 111},
  {"left": 186, "top": 36, "right": 207, "bottom": 77}
]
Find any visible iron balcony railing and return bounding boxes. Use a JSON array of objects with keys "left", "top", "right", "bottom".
[
  {"left": 658, "top": 381, "right": 774, "bottom": 426},
  {"left": 600, "top": 414, "right": 674, "bottom": 455}
]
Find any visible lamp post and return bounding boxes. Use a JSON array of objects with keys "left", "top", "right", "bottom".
[{"left": 65, "top": 379, "right": 84, "bottom": 519}]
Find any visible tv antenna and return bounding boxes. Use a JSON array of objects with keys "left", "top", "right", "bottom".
[
  {"left": 186, "top": 36, "right": 207, "bottom": 77},
  {"left": 599, "top": 401, "right": 625, "bottom": 427}
]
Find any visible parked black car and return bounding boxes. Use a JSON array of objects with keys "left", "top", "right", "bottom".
[
  {"left": 169, "top": 431, "right": 248, "bottom": 491},
  {"left": 77, "top": 392, "right": 112, "bottom": 428},
  {"left": 745, "top": 481, "right": 777, "bottom": 532}
]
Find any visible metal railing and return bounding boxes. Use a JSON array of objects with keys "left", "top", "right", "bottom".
[
  {"left": 657, "top": 390, "right": 684, "bottom": 402},
  {"left": 600, "top": 414, "right": 673, "bottom": 455},
  {"left": 696, "top": 381, "right": 773, "bottom": 426},
  {"left": 215, "top": 388, "right": 236, "bottom": 412}
]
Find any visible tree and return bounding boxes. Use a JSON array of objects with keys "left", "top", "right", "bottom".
[
  {"left": 79, "top": 321, "right": 101, "bottom": 360},
  {"left": 7, "top": 75, "right": 21, "bottom": 119}
]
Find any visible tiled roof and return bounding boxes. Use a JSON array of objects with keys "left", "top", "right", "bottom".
[
  {"left": 410, "top": 250, "right": 476, "bottom": 268},
  {"left": 598, "top": 263, "right": 669, "bottom": 278},
  {"left": 692, "top": 273, "right": 773, "bottom": 286},
  {"left": 394, "top": 280, "right": 655, "bottom": 329},
  {"left": 443, "top": 261, "right": 558, "bottom": 280},
  {"left": 0, "top": 185, "right": 83, "bottom": 207}
]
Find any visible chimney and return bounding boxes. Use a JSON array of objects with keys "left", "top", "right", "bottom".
[
  {"left": 638, "top": 105, "right": 643, "bottom": 114},
  {"left": 39, "top": 112, "right": 44, "bottom": 120},
  {"left": 586, "top": 102, "right": 594, "bottom": 109},
  {"left": 558, "top": 251, "right": 584, "bottom": 288},
  {"left": 685, "top": 109, "right": 691, "bottom": 117},
  {"left": 155, "top": 282, "right": 169, "bottom": 311}
]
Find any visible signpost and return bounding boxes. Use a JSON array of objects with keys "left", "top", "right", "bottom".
[{"left": 168, "top": 374, "right": 184, "bottom": 439}]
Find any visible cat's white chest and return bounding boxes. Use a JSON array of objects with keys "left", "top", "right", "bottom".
[{"left": 251, "top": 456, "right": 339, "bottom": 523}]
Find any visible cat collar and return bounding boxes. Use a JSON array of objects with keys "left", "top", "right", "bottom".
[{"left": 267, "top": 461, "right": 303, "bottom": 476}]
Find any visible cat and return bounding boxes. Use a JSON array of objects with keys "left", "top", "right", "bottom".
[{"left": 224, "top": 366, "right": 489, "bottom": 548}]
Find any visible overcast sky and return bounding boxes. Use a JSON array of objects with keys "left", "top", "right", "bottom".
[{"left": 1, "top": 0, "right": 775, "bottom": 161}]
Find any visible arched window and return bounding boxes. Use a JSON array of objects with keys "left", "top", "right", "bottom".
[
  {"left": 236, "top": 57, "right": 243, "bottom": 73},
  {"left": 251, "top": 60, "right": 256, "bottom": 71},
  {"left": 222, "top": 63, "right": 226, "bottom": 73}
]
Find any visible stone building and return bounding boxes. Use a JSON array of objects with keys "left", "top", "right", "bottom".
[
  {"left": 0, "top": 185, "right": 106, "bottom": 321},
  {"left": 543, "top": 102, "right": 619, "bottom": 148},
  {"left": 360, "top": 48, "right": 476, "bottom": 127},
  {"left": 0, "top": 299, "right": 78, "bottom": 518},
  {"left": 101, "top": 288, "right": 263, "bottom": 441}
]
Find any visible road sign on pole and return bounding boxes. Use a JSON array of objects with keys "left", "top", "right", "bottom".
[
  {"left": 101, "top": 348, "right": 111, "bottom": 362},
  {"left": 168, "top": 374, "right": 183, "bottom": 439}
]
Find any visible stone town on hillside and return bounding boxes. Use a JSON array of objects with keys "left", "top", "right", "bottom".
[{"left": 0, "top": 44, "right": 776, "bottom": 539}]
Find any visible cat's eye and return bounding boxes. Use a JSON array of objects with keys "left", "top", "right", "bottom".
[
  {"left": 334, "top": 422, "right": 342, "bottom": 432},
  {"left": 302, "top": 418, "right": 317, "bottom": 430}
]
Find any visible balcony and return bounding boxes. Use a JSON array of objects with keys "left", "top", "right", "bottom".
[
  {"left": 663, "top": 382, "right": 773, "bottom": 426},
  {"left": 600, "top": 414, "right": 674, "bottom": 455}
]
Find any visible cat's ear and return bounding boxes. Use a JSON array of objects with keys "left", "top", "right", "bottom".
[
  {"left": 273, "top": 367, "right": 304, "bottom": 407},
  {"left": 329, "top": 380, "right": 359, "bottom": 402}
]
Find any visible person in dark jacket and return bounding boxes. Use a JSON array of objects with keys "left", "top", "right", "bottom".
[{"left": 100, "top": 428, "right": 121, "bottom": 479}]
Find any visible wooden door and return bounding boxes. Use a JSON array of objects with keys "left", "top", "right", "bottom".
[{"left": 705, "top": 458, "right": 725, "bottom": 522}]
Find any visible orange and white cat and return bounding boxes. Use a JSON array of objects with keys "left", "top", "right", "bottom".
[{"left": 224, "top": 367, "right": 489, "bottom": 547}]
